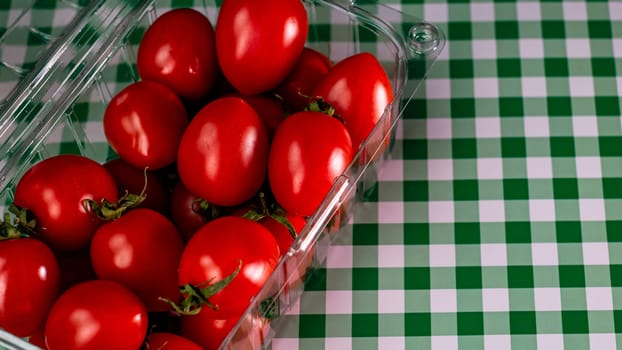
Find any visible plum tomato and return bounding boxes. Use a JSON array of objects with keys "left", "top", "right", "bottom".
[
  {"left": 177, "top": 97, "right": 269, "bottom": 207},
  {"left": 44, "top": 279, "right": 148, "bottom": 350},
  {"left": 176, "top": 216, "right": 280, "bottom": 320},
  {"left": 103, "top": 157, "right": 170, "bottom": 215},
  {"left": 215, "top": 0, "right": 308, "bottom": 95},
  {"left": 311, "top": 52, "right": 393, "bottom": 151},
  {"left": 180, "top": 312, "right": 269, "bottom": 350},
  {"left": 0, "top": 237, "right": 60, "bottom": 338},
  {"left": 276, "top": 47, "right": 332, "bottom": 113},
  {"left": 103, "top": 81, "right": 188, "bottom": 170},
  {"left": 13, "top": 154, "right": 118, "bottom": 251},
  {"left": 90, "top": 208, "right": 184, "bottom": 312},
  {"left": 268, "top": 111, "right": 353, "bottom": 216},
  {"left": 137, "top": 8, "right": 218, "bottom": 102},
  {"left": 145, "top": 332, "right": 203, "bottom": 350},
  {"left": 169, "top": 181, "right": 222, "bottom": 242},
  {"left": 232, "top": 93, "right": 287, "bottom": 138}
]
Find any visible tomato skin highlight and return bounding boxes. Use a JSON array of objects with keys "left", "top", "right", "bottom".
[
  {"left": 44, "top": 279, "right": 148, "bottom": 350},
  {"left": 103, "top": 81, "right": 188, "bottom": 170},
  {"left": 268, "top": 111, "right": 353, "bottom": 217},
  {"left": 13, "top": 154, "right": 118, "bottom": 251},
  {"left": 90, "top": 208, "right": 185, "bottom": 312},
  {"left": 177, "top": 97, "right": 269, "bottom": 207},
  {"left": 215, "top": 0, "right": 308, "bottom": 95},
  {"left": 311, "top": 52, "right": 393, "bottom": 151},
  {"left": 137, "top": 8, "right": 218, "bottom": 102},
  {"left": 0, "top": 238, "right": 60, "bottom": 338},
  {"left": 177, "top": 216, "right": 280, "bottom": 320}
]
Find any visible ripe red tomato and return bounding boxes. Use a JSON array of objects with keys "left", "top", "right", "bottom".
[
  {"left": 0, "top": 238, "right": 60, "bottom": 337},
  {"left": 177, "top": 216, "right": 280, "bottom": 320},
  {"left": 103, "top": 157, "right": 170, "bottom": 215},
  {"left": 180, "top": 312, "right": 268, "bottom": 350},
  {"left": 103, "top": 81, "right": 188, "bottom": 170},
  {"left": 276, "top": 47, "right": 332, "bottom": 113},
  {"left": 169, "top": 181, "right": 221, "bottom": 241},
  {"left": 311, "top": 52, "right": 393, "bottom": 151},
  {"left": 268, "top": 111, "right": 353, "bottom": 216},
  {"left": 177, "top": 97, "right": 269, "bottom": 207},
  {"left": 233, "top": 93, "right": 286, "bottom": 138},
  {"left": 215, "top": 0, "right": 308, "bottom": 95},
  {"left": 90, "top": 208, "right": 184, "bottom": 312},
  {"left": 145, "top": 332, "right": 202, "bottom": 350},
  {"left": 13, "top": 154, "right": 118, "bottom": 251},
  {"left": 28, "top": 327, "right": 47, "bottom": 349},
  {"left": 44, "top": 280, "right": 148, "bottom": 350},
  {"left": 137, "top": 8, "right": 218, "bottom": 102}
]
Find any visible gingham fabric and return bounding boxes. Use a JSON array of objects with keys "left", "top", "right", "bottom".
[{"left": 1, "top": 1, "right": 622, "bottom": 350}]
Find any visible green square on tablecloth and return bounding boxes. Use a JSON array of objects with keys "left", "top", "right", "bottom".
[
  {"left": 507, "top": 266, "right": 534, "bottom": 288},
  {"left": 509, "top": 311, "right": 537, "bottom": 334},
  {"left": 536, "top": 311, "right": 564, "bottom": 333},
  {"left": 560, "top": 288, "right": 587, "bottom": 309},
  {"left": 558, "top": 265, "right": 586, "bottom": 287},
  {"left": 561, "top": 310, "right": 590, "bottom": 334},
  {"left": 404, "top": 312, "right": 431, "bottom": 336}
]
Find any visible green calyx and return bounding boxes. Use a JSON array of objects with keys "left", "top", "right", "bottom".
[
  {"left": 241, "top": 192, "right": 297, "bottom": 240},
  {"left": 0, "top": 204, "right": 37, "bottom": 240}
]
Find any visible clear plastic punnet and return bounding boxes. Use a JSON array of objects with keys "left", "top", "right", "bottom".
[{"left": 0, "top": 0, "right": 445, "bottom": 349}]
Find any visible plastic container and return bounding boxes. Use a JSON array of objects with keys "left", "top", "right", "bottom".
[{"left": 0, "top": 0, "right": 444, "bottom": 349}]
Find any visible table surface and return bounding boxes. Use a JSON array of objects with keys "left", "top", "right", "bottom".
[{"left": 2, "top": 0, "right": 622, "bottom": 349}]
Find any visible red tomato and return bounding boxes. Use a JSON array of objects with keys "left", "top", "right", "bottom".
[
  {"left": 44, "top": 280, "right": 148, "bottom": 350},
  {"left": 268, "top": 111, "right": 352, "bottom": 216},
  {"left": 177, "top": 97, "right": 269, "bottom": 207},
  {"left": 28, "top": 327, "right": 47, "bottom": 349},
  {"left": 0, "top": 238, "right": 60, "bottom": 337},
  {"left": 170, "top": 181, "right": 221, "bottom": 241},
  {"left": 312, "top": 52, "right": 393, "bottom": 151},
  {"left": 145, "top": 332, "right": 202, "bottom": 350},
  {"left": 90, "top": 208, "right": 184, "bottom": 312},
  {"left": 13, "top": 154, "right": 118, "bottom": 251},
  {"left": 177, "top": 216, "right": 280, "bottom": 320},
  {"left": 103, "top": 81, "right": 188, "bottom": 170},
  {"left": 259, "top": 213, "right": 306, "bottom": 256},
  {"left": 180, "top": 313, "right": 268, "bottom": 350},
  {"left": 103, "top": 157, "right": 170, "bottom": 215},
  {"left": 137, "top": 8, "right": 218, "bottom": 102},
  {"left": 276, "top": 47, "right": 332, "bottom": 113},
  {"left": 233, "top": 93, "right": 286, "bottom": 138},
  {"left": 215, "top": 0, "right": 308, "bottom": 95}
]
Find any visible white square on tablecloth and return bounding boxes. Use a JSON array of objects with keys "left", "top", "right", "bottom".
[
  {"left": 470, "top": 2, "right": 495, "bottom": 21},
  {"left": 326, "top": 245, "right": 353, "bottom": 268},
  {"left": 379, "top": 337, "right": 405, "bottom": 350},
  {"left": 575, "top": 157, "right": 602, "bottom": 178},
  {"left": 424, "top": 3, "right": 448, "bottom": 22},
  {"left": 531, "top": 243, "right": 559, "bottom": 266},
  {"left": 582, "top": 242, "right": 610, "bottom": 265},
  {"left": 378, "top": 202, "right": 404, "bottom": 224},
  {"left": 427, "top": 118, "right": 453, "bottom": 139},
  {"left": 589, "top": 334, "right": 617, "bottom": 350},
  {"left": 480, "top": 243, "right": 507, "bottom": 266},
  {"left": 378, "top": 290, "right": 405, "bottom": 314},
  {"left": 472, "top": 40, "right": 497, "bottom": 59},
  {"left": 521, "top": 77, "right": 548, "bottom": 97},
  {"left": 519, "top": 39, "right": 544, "bottom": 58},
  {"left": 429, "top": 244, "right": 456, "bottom": 267},
  {"left": 378, "top": 245, "right": 404, "bottom": 268},
  {"left": 579, "top": 198, "right": 606, "bottom": 221},
  {"left": 476, "top": 117, "right": 502, "bottom": 138},
  {"left": 479, "top": 200, "right": 506, "bottom": 222},
  {"left": 426, "top": 78, "right": 452, "bottom": 99},
  {"left": 569, "top": 76, "right": 595, "bottom": 97},
  {"left": 52, "top": 8, "right": 78, "bottom": 27},
  {"left": 527, "top": 157, "right": 553, "bottom": 179},
  {"left": 428, "top": 201, "right": 455, "bottom": 224},
  {"left": 523, "top": 116, "right": 550, "bottom": 137},
  {"left": 428, "top": 159, "right": 454, "bottom": 180},
  {"left": 516, "top": 2, "right": 541, "bottom": 21},
  {"left": 585, "top": 287, "right": 614, "bottom": 311},
  {"left": 537, "top": 334, "right": 564, "bottom": 350},
  {"left": 430, "top": 289, "right": 457, "bottom": 312},
  {"left": 481, "top": 288, "right": 510, "bottom": 312},
  {"left": 609, "top": 2, "right": 622, "bottom": 20},
  {"left": 614, "top": 39, "right": 622, "bottom": 58},
  {"left": 572, "top": 116, "right": 599, "bottom": 137},
  {"left": 529, "top": 199, "right": 556, "bottom": 222},
  {"left": 566, "top": 39, "right": 591, "bottom": 58},
  {"left": 325, "top": 338, "right": 352, "bottom": 350},
  {"left": 477, "top": 158, "right": 504, "bottom": 179},
  {"left": 534, "top": 288, "right": 562, "bottom": 311},
  {"left": 474, "top": 78, "right": 500, "bottom": 98},
  {"left": 325, "top": 290, "right": 353, "bottom": 314},
  {"left": 272, "top": 338, "right": 299, "bottom": 350},
  {"left": 563, "top": 2, "right": 588, "bottom": 21},
  {"left": 484, "top": 335, "right": 512, "bottom": 350},
  {"left": 431, "top": 336, "right": 458, "bottom": 350},
  {"left": 378, "top": 159, "right": 404, "bottom": 181}
]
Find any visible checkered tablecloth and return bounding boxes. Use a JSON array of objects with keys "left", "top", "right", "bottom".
[{"left": 2, "top": 0, "right": 622, "bottom": 349}]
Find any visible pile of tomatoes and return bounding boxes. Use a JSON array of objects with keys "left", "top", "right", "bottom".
[{"left": 0, "top": 0, "right": 393, "bottom": 349}]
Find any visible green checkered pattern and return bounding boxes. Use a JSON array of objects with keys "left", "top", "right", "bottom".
[{"left": 2, "top": 0, "right": 622, "bottom": 349}]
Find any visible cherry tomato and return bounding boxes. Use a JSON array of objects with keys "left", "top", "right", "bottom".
[
  {"left": 169, "top": 181, "right": 221, "bottom": 241},
  {"left": 177, "top": 216, "right": 280, "bottom": 320},
  {"left": 177, "top": 97, "right": 269, "bottom": 207},
  {"left": 312, "top": 52, "right": 393, "bottom": 151},
  {"left": 215, "top": 0, "right": 308, "bottom": 95},
  {"left": 180, "top": 313, "right": 268, "bottom": 350},
  {"left": 90, "top": 208, "right": 184, "bottom": 312},
  {"left": 13, "top": 154, "right": 118, "bottom": 251},
  {"left": 137, "top": 8, "right": 218, "bottom": 102},
  {"left": 276, "top": 47, "right": 332, "bottom": 113},
  {"left": 103, "top": 157, "right": 170, "bottom": 215},
  {"left": 0, "top": 238, "right": 60, "bottom": 337},
  {"left": 44, "top": 280, "right": 148, "bottom": 350},
  {"left": 145, "top": 332, "right": 202, "bottom": 350},
  {"left": 103, "top": 81, "right": 188, "bottom": 170},
  {"left": 268, "top": 111, "right": 353, "bottom": 216}
]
